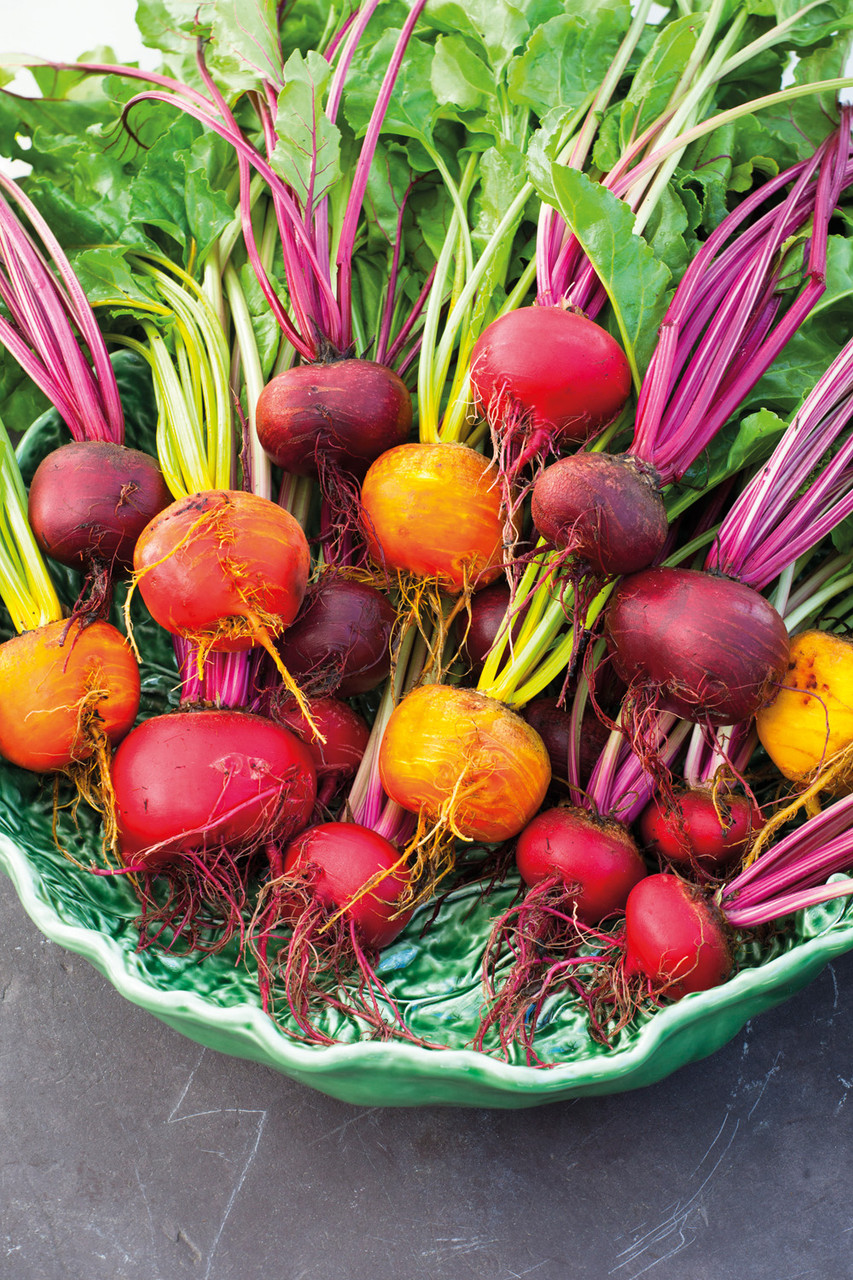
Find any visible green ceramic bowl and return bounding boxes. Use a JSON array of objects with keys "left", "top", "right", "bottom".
[{"left": 3, "top": 370, "right": 852, "bottom": 1108}]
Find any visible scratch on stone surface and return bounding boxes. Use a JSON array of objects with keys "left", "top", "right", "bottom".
[
  {"left": 420, "top": 1237, "right": 501, "bottom": 1258},
  {"left": 836, "top": 1075, "right": 852, "bottom": 1114},
  {"left": 609, "top": 1115, "right": 740, "bottom": 1278},
  {"left": 203, "top": 1108, "right": 268, "bottom": 1280},
  {"left": 168, "top": 1047, "right": 207, "bottom": 1123},
  {"left": 745, "top": 1050, "right": 783, "bottom": 1120},
  {"left": 164, "top": 1045, "right": 269, "bottom": 1280},
  {"left": 506, "top": 1261, "right": 549, "bottom": 1277},
  {"left": 314, "top": 1106, "right": 382, "bottom": 1145}
]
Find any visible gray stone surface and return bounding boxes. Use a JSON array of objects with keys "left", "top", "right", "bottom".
[{"left": 1, "top": 875, "right": 852, "bottom": 1280}]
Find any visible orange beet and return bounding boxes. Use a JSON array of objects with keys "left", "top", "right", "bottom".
[
  {"left": 360, "top": 442, "right": 506, "bottom": 594},
  {"left": 133, "top": 489, "right": 310, "bottom": 652},
  {"left": 0, "top": 619, "right": 140, "bottom": 772},
  {"left": 378, "top": 683, "right": 551, "bottom": 843}
]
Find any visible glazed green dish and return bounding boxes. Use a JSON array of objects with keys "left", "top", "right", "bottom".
[{"left": 3, "top": 382, "right": 853, "bottom": 1109}]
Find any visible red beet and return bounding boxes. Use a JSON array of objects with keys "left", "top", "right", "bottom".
[
  {"left": 282, "top": 822, "right": 413, "bottom": 949},
  {"left": 604, "top": 566, "right": 789, "bottom": 725},
  {"left": 459, "top": 579, "right": 523, "bottom": 676},
  {"left": 277, "top": 574, "right": 396, "bottom": 696},
  {"left": 469, "top": 307, "right": 632, "bottom": 459},
  {"left": 250, "top": 819, "right": 420, "bottom": 1046},
  {"left": 112, "top": 710, "right": 317, "bottom": 868},
  {"left": 531, "top": 452, "right": 668, "bottom": 577},
  {"left": 515, "top": 806, "right": 647, "bottom": 924},
  {"left": 638, "top": 787, "right": 764, "bottom": 875},
  {"left": 623, "top": 873, "right": 733, "bottom": 998},
  {"left": 256, "top": 358, "right": 413, "bottom": 478},
  {"left": 274, "top": 695, "right": 370, "bottom": 805},
  {"left": 521, "top": 696, "right": 611, "bottom": 789},
  {"left": 28, "top": 440, "right": 171, "bottom": 571}
]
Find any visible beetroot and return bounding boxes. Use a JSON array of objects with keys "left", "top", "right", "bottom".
[
  {"left": 531, "top": 452, "right": 668, "bottom": 577},
  {"left": 29, "top": 441, "right": 171, "bottom": 571},
  {"left": 112, "top": 710, "right": 317, "bottom": 868},
  {"left": 255, "top": 359, "right": 413, "bottom": 478},
  {"left": 251, "top": 821, "right": 419, "bottom": 1045},
  {"left": 469, "top": 307, "right": 632, "bottom": 464},
  {"left": 476, "top": 806, "right": 647, "bottom": 1061},
  {"left": 638, "top": 787, "right": 764, "bottom": 876},
  {"left": 622, "top": 873, "right": 733, "bottom": 999},
  {"left": 515, "top": 806, "right": 648, "bottom": 925},
  {"left": 274, "top": 695, "right": 370, "bottom": 808},
  {"left": 522, "top": 696, "right": 611, "bottom": 790},
  {"left": 277, "top": 574, "right": 396, "bottom": 696},
  {"left": 604, "top": 566, "right": 789, "bottom": 725}
]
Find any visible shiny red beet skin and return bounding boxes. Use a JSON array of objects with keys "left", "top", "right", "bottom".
[
  {"left": 515, "top": 806, "right": 647, "bottom": 924},
  {"left": 638, "top": 787, "right": 764, "bottom": 874},
  {"left": 112, "top": 710, "right": 317, "bottom": 868},
  {"left": 283, "top": 822, "right": 413, "bottom": 949},
  {"left": 623, "top": 873, "right": 733, "bottom": 998}
]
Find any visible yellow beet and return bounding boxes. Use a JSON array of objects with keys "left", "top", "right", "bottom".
[{"left": 755, "top": 629, "right": 853, "bottom": 783}]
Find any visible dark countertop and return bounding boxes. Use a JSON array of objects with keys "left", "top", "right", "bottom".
[{"left": 2, "top": 874, "right": 852, "bottom": 1280}]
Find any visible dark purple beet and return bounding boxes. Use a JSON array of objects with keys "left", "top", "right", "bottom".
[
  {"left": 522, "top": 696, "right": 611, "bottom": 788},
  {"left": 531, "top": 452, "right": 668, "bottom": 577},
  {"left": 460, "top": 580, "right": 520, "bottom": 675},
  {"left": 278, "top": 574, "right": 397, "bottom": 697},
  {"left": 604, "top": 566, "right": 789, "bottom": 725},
  {"left": 256, "top": 358, "right": 413, "bottom": 478},
  {"left": 27, "top": 440, "right": 172, "bottom": 571}
]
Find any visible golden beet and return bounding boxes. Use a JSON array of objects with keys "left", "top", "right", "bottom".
[{"left": 756, "top": 629, "right": 853, "bottom": 784}]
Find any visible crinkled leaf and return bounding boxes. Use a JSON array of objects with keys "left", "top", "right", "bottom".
[
  {"left": 0, "top": 363, "right": 51, "bottom": 443},
  {"left": 643, "top": 184, "right": 692, "bottom": 282},
  {"left": 129, "top": 117, "right": 235, "bottom": 265},
  {"left": 69, "top": 247, "right": 164, "bottom": 318},
  {"left": 133, "top": 0, "right": 215, "bottom": 85},
  {"left": 269, "top": 49, "right": 342, "bottom": 210},
  {"left": 548, "top": 164, "right": 671, "bottom": 381}
]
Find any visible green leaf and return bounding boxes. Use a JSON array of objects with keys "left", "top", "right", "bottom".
[
  {"left": 237, "top": 264, "right": 283, "bottom": 382},
  {"left": 344, "top": 31, "right": 439, "bottom": 151},
  {"left": 70, "top": 247, "right": 164, "bottom": 316},
  {"left": 421, "top": 0, "right": 531, "bottom": 77},
  {"left": 206, "top": 0, "right": 285, "bottom": 89},
  {"left": 616, "top": 13, "right": 700, "bottom": 152},
  {"left": 269, "top": 49, "right": 342, "bottom": 210},
  {"left": 431, "top": 34, "right": 496, "bottom": 119},
  {"left": 128, "top": 117, "right": 235, "bottom": 266},
  {"left": 548, "top": 165, "right": 671, "bottom": 382},
  {"left": 506, "top": 0, "right": 631, "bottom": 118}
]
